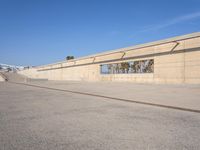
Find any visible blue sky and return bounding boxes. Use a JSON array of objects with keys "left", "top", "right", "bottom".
[{"left": 0, "top": 0, "right": 200, "bottom": 66}]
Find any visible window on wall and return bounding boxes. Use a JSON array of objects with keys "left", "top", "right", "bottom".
[{"left": 100, "top": 59, "right": 154, "bottom": 74}]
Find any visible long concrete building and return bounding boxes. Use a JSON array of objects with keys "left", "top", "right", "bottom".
[{"left": 19, "top": 32, "right": 200, "bottom": 84}]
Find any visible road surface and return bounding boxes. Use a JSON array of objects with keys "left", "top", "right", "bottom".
[{"left": 0, "top": 82, "right": 200, "bottom": 150}]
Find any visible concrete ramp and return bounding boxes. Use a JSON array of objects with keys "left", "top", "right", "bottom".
[
  {"left": 0, "top": 74, "right": 5, "bottom": 82},
  {"left": 0, "top": 72, "right": 8, "bottom": 82},
  {"left": 1, "top": 72, "right": 48, "bottom": 83},
  {"left": 1, "top": 72, "right": 27, "bottom": 83}
]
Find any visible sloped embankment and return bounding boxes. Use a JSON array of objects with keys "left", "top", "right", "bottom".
[
  {"left": 0, "top": 74, "right": 5, "bottom": 82},
  {"left": 0, "top": 72, "right": 7, "bottom": 82},
  {"left": 0, "top": 72, "right": 27, "bottom": 83}
]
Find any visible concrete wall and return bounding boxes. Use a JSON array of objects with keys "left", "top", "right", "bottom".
[
  {"left": 19, "top": 32, "right": 200, "bottom": 84},
  {"left": 0, "top": 74, "right": 5, "bottom": 82},
  {"left": 0, "top": 72, "right": 6, "bottom": 82}
]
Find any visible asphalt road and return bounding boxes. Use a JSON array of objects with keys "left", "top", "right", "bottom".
[{"left": 0, "top": 82, "right": 200, "bottom": 150}]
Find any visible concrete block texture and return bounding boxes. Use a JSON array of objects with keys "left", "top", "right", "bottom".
[{"left": 19, "top": 32, "right": 200, "bottom": 84}]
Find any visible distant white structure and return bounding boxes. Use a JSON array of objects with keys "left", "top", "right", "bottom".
[{"left": 0, "top": 63, "right": 24, "bottom": 72}]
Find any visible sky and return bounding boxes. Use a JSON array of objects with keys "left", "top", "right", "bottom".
[{"left": 0, "top": 0, "right": 200, "bottom": 66}]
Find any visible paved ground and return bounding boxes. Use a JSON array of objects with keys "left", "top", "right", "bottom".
[
  {"left": 21, "top": 80, "right": 200, "bottom": 111},
  {"left": 3, "top": 72, "right": 200, "bottom": 111},
  {"left": 0, "top": 82, "right": 200, "bottom": 150}
]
